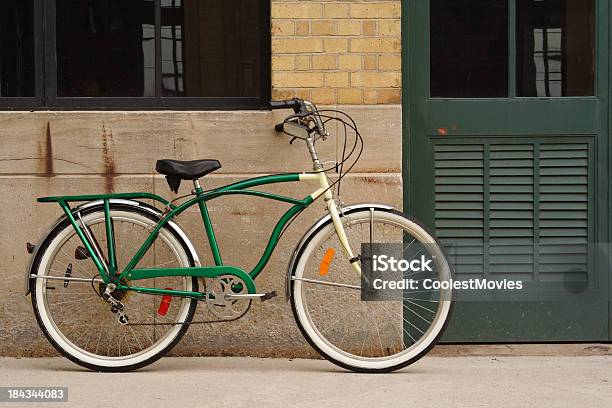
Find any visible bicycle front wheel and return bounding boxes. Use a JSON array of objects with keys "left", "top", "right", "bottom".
[
  {"left": 30, "top": 203, "right": 198, "bottom": 371},
  {"left": 290, "top": 208, "right": 453, "bottom": 372}
]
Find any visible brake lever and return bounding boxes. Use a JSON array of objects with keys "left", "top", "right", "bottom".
[
  {"left": 289, "top": 137, "right": 298, "bottom": 144},
  {"left": 285, "top": 112, "right": 310, "bottom": 121}
]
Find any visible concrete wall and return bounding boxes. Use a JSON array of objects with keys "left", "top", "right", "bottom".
[{"left": 0, "top": 105, "right": 401, "bottom": 357}]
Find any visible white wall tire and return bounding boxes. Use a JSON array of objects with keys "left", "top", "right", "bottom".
[
  {"left": 290, "top": 209, "right": 454, "bottom": 372},
  {"left": 30, "top": 205, "right": 198, "bottom": 371}
]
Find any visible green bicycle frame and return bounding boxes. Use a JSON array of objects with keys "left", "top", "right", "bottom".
[{"left": 38, "top": 173, "right": 318, "bottom": 299}]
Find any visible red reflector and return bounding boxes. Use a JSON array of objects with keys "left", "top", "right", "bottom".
[{"left": 157, "top": 288, "right": 173, "bottom": 316}]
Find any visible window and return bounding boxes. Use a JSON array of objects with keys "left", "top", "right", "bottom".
[
  {"left": 0, "top": 0, "right": 269, "bottom": 109},
  {"left": 516, "top": 0, "right": 595, "bottom": 97},
  {"left": 56, "top": 0, "right": 156, "bottom": 98},
  {"left": 160, "top": 0, "right": 263, "bottom": 98},
  {"left": 429, "top": 0, "right": 595, "bottom": 99},
  {"left": 430, "top": 0, "right": 509, "bottom": 98},
  {"left": 0, "top": 0, "right": 39, "bottom": 107}
]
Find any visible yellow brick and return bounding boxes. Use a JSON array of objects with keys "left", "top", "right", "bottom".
[
  {"left": 379, "top": 20, "right": 401, "bottom": 36},
  {"left": 351, "top": 3, "right": 401, "bottom": 19},
  {"left": 363, "top": 55, "right": 377, "bottom": 70},
  {"left": 363, "top": 20, "right": 377, "bottom": 36},
  {"left": 274, "top": 72, "right": 324, "bottom": 88},
  {"left": 363, "top": 89, "right": 378, "bottom": 104},
  {"left": 295, "top": 55, "right": 311, "bottom": 70},
  {"left": 337, "top": 20, "right": 361, "bottom": 36},
  {"left": 295, "top": 21, "right": 310, "bottom": 36},
  {"left": 272, "top": 38, "right": 323, "bottom": 53},
  {"left": 295, "top": 88, "right": 312, "bottom": 100},
  {"left": 351, "top": 72, "right": 400, "bottom": 87},
  {"left": 350, "top": 38, "right": 400, "bottom": 53},
  {"left": 272, "top": 55, "right": 295, "bottom": 71},
  {"left": 312, "top": 55, "right": 337, "bottom": 70},
  {"left": 377, "top": 88, "right": 402, "bottom": 104},
  {"left": 325, "top": 72, "right": 350, "bottom": 88},
  {"left": 379, "top": 54, "right": 401, "bottom": 70},
  {"left": 272, "top": 3, "right": 323, "bottom": 19},
  {"left": 338, "top": 54, "right": 362, "bottom": 71},
  {"left": 311, "top": 88, "right": 336, "bottom": 104},
  {"left": 271, "top": 20, "right": 294, "bottom": 36},
  {"left": 324, "top": 38, "right": 348, "bottom": 53},
  {"left": 272, "top": 88, "right": 296, "bottom": 100},
  {"left": 337, "top": 88, "right": 363, "bottom": 104},
  {"left": 323, "top": 3, "right": 349, "bottom": 18},
  {"left": 311, "top": 20, "right": 336, "bottom": 36}
]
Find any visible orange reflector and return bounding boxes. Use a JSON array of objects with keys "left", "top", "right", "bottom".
[
  {"left": 157, "top": 288, "right": 173, "bottom": 316},
  {"left": 319, "top": 248, "right": 335, "bottom": 276}
]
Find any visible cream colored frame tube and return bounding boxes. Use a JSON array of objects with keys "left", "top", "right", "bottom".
[{"left": 299, "top": 172, "right": 362, "bottom": 275}]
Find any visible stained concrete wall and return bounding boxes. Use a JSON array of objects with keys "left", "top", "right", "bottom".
[{"left": 0, "top": 106, "right": 401, "bottom": 357}]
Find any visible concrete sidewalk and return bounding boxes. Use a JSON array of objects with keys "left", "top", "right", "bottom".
[{"left": 1, "top": 356, "right": 611, "bottom": 408}]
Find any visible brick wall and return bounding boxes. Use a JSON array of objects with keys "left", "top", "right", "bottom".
[{"left": 271, "top": 0, "right": 401, "bottom": 104}]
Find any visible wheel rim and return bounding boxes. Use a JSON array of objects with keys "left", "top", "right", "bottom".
[
  {"left": 34, "top": 210, "right": 194, "bottom": 367},
  {"left": 293, "top": 211, "right": 452, "bottom": 369}
]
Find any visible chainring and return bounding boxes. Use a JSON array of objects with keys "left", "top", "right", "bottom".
[{"left": 204, "top": 274, "right": 252, "bottom": 319}]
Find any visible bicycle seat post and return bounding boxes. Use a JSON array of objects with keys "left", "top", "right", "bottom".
[{"left": 193, "top": 179, "right": 202, "bottom": 194}]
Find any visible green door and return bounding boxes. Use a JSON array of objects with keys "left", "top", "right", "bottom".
[{"left": 403, "top": 0, "right": 610, "bottom": 341}]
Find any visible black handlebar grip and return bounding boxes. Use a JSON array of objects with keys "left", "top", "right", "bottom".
[
  {"left": 274, "top": 123, "right": 284, "bottom": 133},
  {"left": 270, "top": 98, "right": 301, "bottom": 110},
  {"left": 270, "top": 100, "right": 289, "bottom": 109}
]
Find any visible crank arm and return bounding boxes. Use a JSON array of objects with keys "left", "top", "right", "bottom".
[
  {"left": 225, "top": 290, "right": 277, "bottom": 302},
  {"left": 224, "top": 293, "right": 265, "bottom": 300}
]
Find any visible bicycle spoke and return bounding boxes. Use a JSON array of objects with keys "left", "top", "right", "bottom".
[
  {"left": 36, "top": 210, "right": 195, "bottom": 364},
  {"left": 296, "top": 213, "right": 452, "bottom": 365}
]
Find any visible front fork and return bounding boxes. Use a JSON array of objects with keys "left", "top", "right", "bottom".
[
  {"left": 312, "top": 171, "right": 362, "bottom": 276},
  {"left": 303, "top": 135, "right": 362, "bottom": 275}
]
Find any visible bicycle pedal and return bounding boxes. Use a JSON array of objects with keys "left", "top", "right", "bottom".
[{"left": 260, "top": 290, "right": 277, "bottom": 302}]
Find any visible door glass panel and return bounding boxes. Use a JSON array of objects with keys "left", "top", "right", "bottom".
[
  {"left": 516, "top": 0, "right": 595, "bottom": 97},
  {"left": 56, "top": 0, "right": 155, "bottom": 97},
  {"left": 0, "top": 0, "right": 35, "bottom": 97},
  {"left": 430, "top": 0, "right": 508, "bottom": 98}
]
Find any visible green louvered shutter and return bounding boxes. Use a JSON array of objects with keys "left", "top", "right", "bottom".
[
  {"left": 538, "top": 144, "right": 589, "bottom": 281},
  {"left": 435, "top": 144, "right": 486, "bottom": 277},
  {"left": 434, "top": 140, "right": 590, "bottom": 284}
]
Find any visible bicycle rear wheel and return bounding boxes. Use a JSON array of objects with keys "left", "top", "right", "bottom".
[
  {"left": 290, "top": 208, "right": 453, "bottom": 372},
  {"left": 30, "top": 204, "right": 198, "bottom": 371}
]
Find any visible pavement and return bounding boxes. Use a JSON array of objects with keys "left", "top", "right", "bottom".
[{"left": 1, "top": 356, "right": 611, "bottom": 408}]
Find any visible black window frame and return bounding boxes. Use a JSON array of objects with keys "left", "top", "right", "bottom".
[{"left": 1, "top": 0, "right": 271, "bottom": 110}]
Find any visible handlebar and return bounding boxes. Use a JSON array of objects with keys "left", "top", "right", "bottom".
[
  {"left": 271, "top": 98, "right": 328, "bottom": 139},
  {"left": 270, "top": 98, "right": 302, "bottom": 112}
]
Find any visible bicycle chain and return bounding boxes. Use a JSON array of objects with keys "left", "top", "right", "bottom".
[
  {"left": 126, "top": 316, "right": 241, "bottom": 326},
  {"left": 97, "top": 277, "right": 252, "bottom": 326},
  {"left": 125, "top": 299, "right": 252, "bottom": 326}
]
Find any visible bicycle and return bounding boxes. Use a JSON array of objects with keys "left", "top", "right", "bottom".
[{"left": 25, "top": 98, "right": 454, "bottom": 372}]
